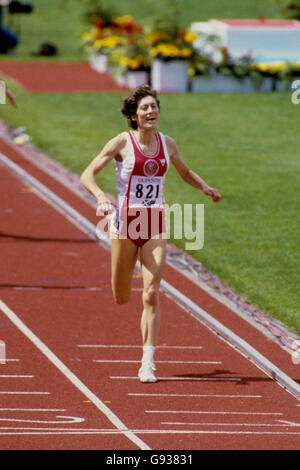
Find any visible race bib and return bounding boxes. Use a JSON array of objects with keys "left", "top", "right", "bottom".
[{"left": 129, "top": 176, "right": 164, "bottom": 208}]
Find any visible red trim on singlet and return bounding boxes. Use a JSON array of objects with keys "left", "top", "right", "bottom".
[
  {"left": 128, "top": 131, "right": 161, "bottom": 159},
  {"left": 118, "top": 131, "right": 168, "bottom": 247}
]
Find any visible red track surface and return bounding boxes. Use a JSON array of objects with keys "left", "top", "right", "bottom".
[
  {"left": 0, "top": 61, "right": 128, "bottom": 93},
  {"left": 0, "top": 133, "right": 300, "bottom": 451}
]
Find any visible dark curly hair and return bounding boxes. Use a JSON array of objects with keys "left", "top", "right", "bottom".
[{"left": 121, "top": 85, "right": 160, "bottom": 130}]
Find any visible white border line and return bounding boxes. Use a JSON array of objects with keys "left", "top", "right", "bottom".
[
  {"left": 1, "top": 152, "right": 300, "bottom": 403},
  {"left": 0, "top": 428, "right": 299, "bottom": 436},
  {"left": 128, "top": 393, "right": 262, "bottom": 398},
  {"left": 160, "top": 280, "right": 300, "bottom": 400},
  {"left": 0, "top": 299, "right": 150, "bottom": 450}
]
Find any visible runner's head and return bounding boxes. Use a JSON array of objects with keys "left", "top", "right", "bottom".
[{"left": 121, "top": 85, "right": 160, "bottom": 130}]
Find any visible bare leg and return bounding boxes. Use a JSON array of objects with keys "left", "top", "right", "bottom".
[
  {"left": 111, "top": 237, "right": 139, "bottom": 304},
  {"left": 140, "top": 238, "right": 166, "bottom": 346}
]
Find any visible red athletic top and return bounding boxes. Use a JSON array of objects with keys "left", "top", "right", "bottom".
[{"left": 114, "top": 131, "right": 170, "bottom": 246}]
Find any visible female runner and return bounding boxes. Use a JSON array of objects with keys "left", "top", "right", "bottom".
[{"left": 80, "top": 85, "right": 221, "bottom": 383}]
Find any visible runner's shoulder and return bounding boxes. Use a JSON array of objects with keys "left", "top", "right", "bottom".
[
  {"left": 163, "top": 134, "right": 179, "bottom": 155},
  {"left": 104, "top": 132, "right": 128, "bottom": 156}
]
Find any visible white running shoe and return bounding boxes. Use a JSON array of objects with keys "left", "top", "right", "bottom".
[{"left": 138, "top": 362, "right": 157, "bottom": 383}]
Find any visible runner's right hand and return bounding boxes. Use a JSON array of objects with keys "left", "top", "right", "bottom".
[{"left": 96, "top": 195, "right": 115, "bottom": 216}]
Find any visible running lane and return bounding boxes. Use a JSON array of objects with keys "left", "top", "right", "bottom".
[{"left": 0, "top": 138, "right": 300, "bottom": 450}]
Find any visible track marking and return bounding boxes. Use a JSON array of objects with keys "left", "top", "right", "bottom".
[
  {"left": 278, "top": 420, "right": 300, "bottom": 427},
  {"left": 0, "top": 391, "right": 50, "bottom": 395},
  {"left": 110, "top": 376, "right": 242, "bottom": 381},
  {"left": 161, "top": 421, "right": 299, "bottom": 427},
  {"left": 0, "top": 299, "right": 151, "bottom": 450},
  {"left": 93, "top": 360, "right": 220, "bottom": 364},
  {"left": 128, "top": 393, "right": 262, "bottom": 398},
  {"left": 0, "top": 409, "right": 66, "bottom": 412},
  {"left": 146, "top": 410, "right": 283, "bottom": 415},
  {"left": 78, "top": 344, "right": 203, "bottom": 349},
  {"left": 0, "top": 375, "right": 33, "bottom": 378},
  {"left": 0, "top": 416, "right": 84, "bottom": 424},
  {"left": 4, "top": 359, "right": 20, "bottom": 362},
  {"left": 0, "top": 428, "right": 299, "bottom": 436}
]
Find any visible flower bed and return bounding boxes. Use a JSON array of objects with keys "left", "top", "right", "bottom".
[{"left": 81, "top": 6, "right": 300, "bottom": 92}]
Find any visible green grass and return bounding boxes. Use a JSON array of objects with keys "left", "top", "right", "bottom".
[
  {"left": 0, "top": 0, "right": 299, "bottom": 334},
  {"left": 1, "top": 80, "right": 299, "bottom": 333}
]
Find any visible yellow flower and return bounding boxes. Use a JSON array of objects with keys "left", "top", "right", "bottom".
[
  {"left": 253, "top": 62, "right": 286, "bottom": 73},
  {"left": 151, "top": 42, "right": 186, "bottom": 59},
  {"left": 93, "top": 38, "right": 105, "bottom": 49},
  {"left": 180, "top": 48, "right": 192, "bottom": 58},
  {"left": 114, "top": 15, "right": 133, "bottom": 26},
  {"left": 158, "top": 43, "right": 180, "bottom": 57},
  {"left": 129, "top": 58, "right": 141, "bottom": 70},
  {"left": 150, "top": 46, "right": 159, "bottom": 57},
  {"left": 81, "top": 31, "right": 95, "bottom": 42},
  {"left": 184, "top": 32, "right": 197, "bottom": 44},
  {"left": 92, "top": 35, "right": 125, "bottom": 50},
  {"left": 120, "top": 55, "right": 146, "bottom": 70},
  {"left": 120, "top": 57, "right": 130, "bottom": 67},
  {"left": 147, "top": 32, "right": 165, "bottom": 45}
]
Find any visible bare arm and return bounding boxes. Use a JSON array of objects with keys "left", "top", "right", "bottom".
[
  {"left": 80, "top": 133, "right": 126, "bottom": 213},
  {"left": 166, "top": 135, "right": 221, "bottom": 202}
]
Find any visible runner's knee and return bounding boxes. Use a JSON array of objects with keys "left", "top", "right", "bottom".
[
  {"left": 112, "top": 288, "right": 131, "bottom": 305},
  {"left": 143, "top": 283, "right": 159, "bottom": 308}
]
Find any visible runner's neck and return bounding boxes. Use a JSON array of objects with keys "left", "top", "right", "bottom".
[{"left": 133, "top": 129, "right": 158, "bottom": 154}]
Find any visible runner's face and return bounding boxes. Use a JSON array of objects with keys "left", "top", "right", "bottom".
[{"left": 135, "top": 95, "right": 160, "bottom": 130}]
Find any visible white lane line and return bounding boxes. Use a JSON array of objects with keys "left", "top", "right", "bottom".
[
  {"left": 0, "top": 416, "right": 84, "bottom": 424},
  {"left": 0, "top": 375, "right": 34, "bottom": 378},
  {"left": 111, "top": 376, "right": 241, "bottom": 382},
  {"left": 278, "top": 420, "right": 300, "bottom": 427},
  {"left": 160, "top": 280, "right": 300, "bottom": 401},
  {"left": 0, "top": 428, "right": 299, "bottom": 436},
  {"left": 128, "top": 393, "right": 262, "bottom": 398},
  {"left": 161, "top": 422, "right": 298, "bottom": 427},
  {"left": 78, "top": 345, "right": 203, "bottom": 349},
  {"left": 0, "top": 391, "right": 50, "bottom": 395},
  {"left": 94, "top": 360, "right": 219, "bottom": 364},
  {"left": 146, "top": 410, "right": 283, "bottom": 416},
  {"left": 0, "top": 409, "right": 66, "bottom": 412},
  {"left": 0, "top": 299, "right": 150, "bottom": 451}
]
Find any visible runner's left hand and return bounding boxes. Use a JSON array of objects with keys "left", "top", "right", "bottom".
[
  {"left": 6, "top": 85, "right": 17, "bottom": 108},
  {"left": 202, "top": 185, "right": 222, "bottom": 202}
]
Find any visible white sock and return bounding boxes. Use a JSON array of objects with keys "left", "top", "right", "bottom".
[{"left": 142, "top": 345, "right": 156, "bottom": 365}]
